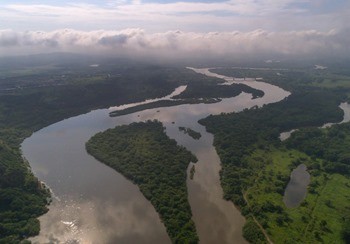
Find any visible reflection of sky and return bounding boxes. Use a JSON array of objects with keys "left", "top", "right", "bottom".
[
  {"left": 23, "top": 68, "right": 290, "bottom": 244},
  {"left": 31, "top": 196, "right": 170, "bottom": 244},
  {"left": 283, "top": 164, "right": 310, "bottom": 208}
]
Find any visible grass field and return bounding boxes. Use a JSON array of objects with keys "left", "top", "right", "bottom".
[{"left": 243, "top": 148, "right": 350, "bottom": 243}]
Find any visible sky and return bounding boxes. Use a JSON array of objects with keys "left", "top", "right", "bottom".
[{"left": 0, "top": 0, "right": 349, "bottom": 60}]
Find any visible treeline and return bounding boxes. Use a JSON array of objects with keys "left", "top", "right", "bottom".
[
  {"left": 110, "top": 98, "right": 219, "bottom": 117},
  {"left": 110, "top": 83, "right": 264, "bottom": 117},
  {"left": 199, "top": 90, "right": 345, "bottom": 243},
  {"left": 284, "top": 122, "right": 350, "bottom": 243},
  {"left": 86, "top": 121, "right": 198, "bottom": 243},
  {"left": 200, "top": 90, "right": 343, "bottom": 205},
  {"left": 0, "top": 65, "right": 223, "bottom": 242},
  {"left": 286, "top": 122, "right": 350, "bottom": 176}
]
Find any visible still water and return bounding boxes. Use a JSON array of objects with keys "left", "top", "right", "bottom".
[
  {"left": 283, "top": 164, "right": 311, "bottom": 208},
  {"left": 22, "top": 67, "right": 290, "bottom": 243}
]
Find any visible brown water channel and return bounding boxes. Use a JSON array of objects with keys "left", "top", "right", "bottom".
[{"left": 22, "top": 68, "right": 290, "bottom": 243}]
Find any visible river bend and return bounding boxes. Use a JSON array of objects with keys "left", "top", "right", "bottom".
[{"left": 22, "top": 67, "right": 290, "bottom": 243}]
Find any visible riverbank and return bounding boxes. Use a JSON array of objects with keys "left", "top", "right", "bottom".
[
  {"left": 13, "top": 63, "right": 350, "bottom": 243},
  {"left": 199, "top": 68, "right": 350, "bottom": 243},
  {"left": 1, "top": 65, "right": 223, "bottom": 242},
  {"left": 21, "top": 66, "right": 286, "bottom": 243},
  {"left": 86, "top": 121, "right": 199, "bottom": 243}
]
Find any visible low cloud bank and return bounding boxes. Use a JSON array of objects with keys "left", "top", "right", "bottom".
[{"left": 1, "top": 28, "right": 349, "bottom": 61}]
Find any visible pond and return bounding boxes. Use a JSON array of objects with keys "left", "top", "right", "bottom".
[{"left": 283, "top": 164, "right": 311, "bottom": 208}]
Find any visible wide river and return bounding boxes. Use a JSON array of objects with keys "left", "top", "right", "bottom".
[{"left": 22, "top": 68, "right": 290, "bottom": 244}]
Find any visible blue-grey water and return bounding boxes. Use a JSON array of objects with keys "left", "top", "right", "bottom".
[
  {"left": 22, "top": 67, "right": 290, "bottom": 244},
  {"left": 283, "top": 164, "right": 311, "bottom": 208}
]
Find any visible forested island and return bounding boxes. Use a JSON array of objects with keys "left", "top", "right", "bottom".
[
  {"left": 179, "top": 127, "right": 202, "bottom": 140},
  {"left": 86, "top": 121, "right": 198, "bottom": 243},
  {"left": 0, "top": 57, "right": 225, "bottom": 242},
  {"left": 200, "top": 67, "right": 350, "bottom": 243}
]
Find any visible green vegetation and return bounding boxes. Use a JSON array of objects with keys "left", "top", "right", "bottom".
[
  {"left": 0, "top": 141, "right": 49, "bottom": 243},
  {"left": 189, "top": 165, "right": 195, "bottom": 180},
  {"left": 199, "top": 88, "right": 350, "bottom": 243},
  {"left": 110, "top": 98, "right": 220, "bottom": 117},
  {"left": 172, "top": 83, "right": 264, "bottom": 100},
  {"left": 86, "top": 121, "right": 198, "bottom": 243},
  {"left": 286, "top": 122, "right": 350, "bottom": 175},
  {"left": 179, "top": 127, "right": 202, "bottom": 140},
  {"left": 0, "top": 60, "right": 227, "bottom": 242},
  {"left": 2, "top": 56, "right": 350, "bottom": 243},
  {"left": 243, "top": 218, "right": 267, "bottom": 243},
  {"left": 210, "top": 65, "right": 350, "bottom": 98},
  {"left": 239, "top": 148, "right": 350, "bottom": 243},
  {"left": 110, "top": 82, "right": 264, "bottom": 117}
]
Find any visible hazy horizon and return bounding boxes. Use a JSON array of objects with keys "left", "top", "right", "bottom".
[{"left": 1, "top": 0, "right": 349, "bottom": 61}]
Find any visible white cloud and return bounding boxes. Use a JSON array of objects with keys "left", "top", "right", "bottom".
[
  {"left": 0, "top": 28, "right": 348, "bottom": 60},
  {"left": 1, "top": 1, "right": 348, "bottom": 32}
]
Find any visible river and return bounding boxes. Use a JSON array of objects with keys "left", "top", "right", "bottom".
[
  {"left": 280, "top": 102, "right": 350, "bottom": 141},
  {"left": 22, "top": 67, "right": 290, "bottom": 243}
]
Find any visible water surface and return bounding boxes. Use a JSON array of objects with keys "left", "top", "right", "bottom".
[
  {"left": 280, "top": 102, "right": 350, "bottom": 141},
  {"left": 22, "top": 67, "right": 290, "bottom": 243},
  {"left": 283, "top": 164, "right": 311, "bottom": 208}
]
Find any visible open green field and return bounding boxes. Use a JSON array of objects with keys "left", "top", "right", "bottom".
[{"left": 243, "top": 147, "right": 350, "bottom": 243}]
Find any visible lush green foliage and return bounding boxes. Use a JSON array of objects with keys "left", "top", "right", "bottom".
[
  {"left": 242, "top": 218, "right": 267, "bottom": 244},
  {"left": 0, "top": 63, "right": 223, "bottom": 242},
  {"left": 241, "top": 148, "right": 350, "bottom": 243},
  {"left": 199, "top": 89, "right": 347, "bottom": 243},
  {"left": 179, "top": 127, "right": 202, "bottom": 140},
  {"left": 286, "top": 123, "right": 350, "bottom": 176},
  {"left": 0, "top": 141, "right": 49, "bottom": 243},
  {"left": 86, "top": 121, "right": 198, "bottom": 243},
  {"left": 200, "top": 90, "right": 343, "bottom": 205}
]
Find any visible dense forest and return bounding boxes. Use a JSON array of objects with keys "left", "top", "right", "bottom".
[
  {"left": 286, "top": 123, "right": 350, "bottom": 176},
  {"left": 86, "top": 121, "right": 198, "bottom": 243},
  {"left": 0, "top": 62, "right": 224, "bottom": 242},
  {"left": 0, "top": 141, "right": 49, "bottom": 243},
  {"left": 200, "top": 88, "right": 350, "bottom": 243},
  {"left": 2, "top": 56, "right": 350, "bottom": 243}
]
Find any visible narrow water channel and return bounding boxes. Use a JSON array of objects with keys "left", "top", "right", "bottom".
[{"left": 22, "top": 67, "right": 290, "bottom": 243}]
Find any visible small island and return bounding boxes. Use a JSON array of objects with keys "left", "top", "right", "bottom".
[
  {"left": 86, "top": 120, "right": 199, "bottom": 243},
  {"left": 200, "top": 90, "right": 350, "bottom": 243},
  {"left": 189, "top": 165, "right": 196, "bottom": 180},
  {"left": 179, "top": 127, "right": 202, "bottom": 140}
]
